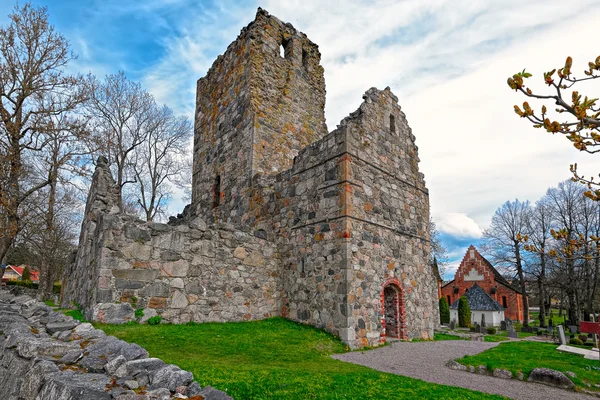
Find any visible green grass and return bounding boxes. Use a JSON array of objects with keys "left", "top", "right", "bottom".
[
  {"left": 44, "top": 300, "right": 57, "bottom": 307},
  {"left": 483, "top": 335, "right": 510, "bottom": 342},
  {"left": 96, "top": 318, "right": 504, "bottom": 399},
  {"left": 492, "top": 330, "right": 537, "bottom": 339},
  {"left": 457, "top": 341, "right": 600, "bottom": 392},
  {"left": 434, "top": 332, "right": 467, "bottom": 341},
  {"left": 529, "top": 309, "right": 566, "bottom": 326},
  {"left": 64, "top": 308, "right": 86, "bottom": 322}
]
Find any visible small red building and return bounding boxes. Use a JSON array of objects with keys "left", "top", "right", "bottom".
[{"left": 441, "top": 246, "right": 527, "bottom": 322}]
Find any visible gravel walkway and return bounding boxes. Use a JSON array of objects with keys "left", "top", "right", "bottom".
[{"left": 332, "top": 340, "right": 593, "bottom": 400}]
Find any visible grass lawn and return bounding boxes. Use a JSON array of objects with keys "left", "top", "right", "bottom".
[
  {"left": 96, "top": 318, "right": 504, "bottom": 399},
  {"left": 434, "top": 332, "right": 467, "bottom": 341},
  {"left": 483, "top": 335, "right": 509, "bottom": 342},
  {"left": 493, "top": 330, "right": 537, "bottom": 339},
  {"left": 456, "top": 341, "right": 600, "bottom": 392},
  {"left": 529, "top": 309, "right": 566, "bottom": 326}
]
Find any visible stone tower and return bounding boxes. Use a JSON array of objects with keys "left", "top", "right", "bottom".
[{"left": 192, "top": 8, "right": 328, "bottom": 225}]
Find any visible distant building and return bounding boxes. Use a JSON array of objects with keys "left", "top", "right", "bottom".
[
  {"left": 449, "top": 283, "right": 505, "bottom": 326},
  {"left": 2, "top": 265, "right": 39, "bottom": 283},
  {"left": 441, "top": 246, "right": 527, "bottom": 321}
]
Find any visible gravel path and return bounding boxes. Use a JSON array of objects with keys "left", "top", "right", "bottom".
[{"left": 332, "top": 340, "right": 593, "bottom": 400}]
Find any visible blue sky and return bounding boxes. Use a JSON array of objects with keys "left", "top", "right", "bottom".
[{"left": 3, "top": 0, "right": 600, "bottom": 279}]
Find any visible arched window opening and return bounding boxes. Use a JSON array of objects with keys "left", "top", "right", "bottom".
[
  {"left": 446, "top": 295, "right": 451, "bottom": 305},
  {"left": 502, "top": 296, "right": 508, "bottom": 308},
  {"left": 279, "top": 44, "right": 285, "bottom": 58},
  {"left": 390, "top": 114, "right": 396, "bottom": 134},
  {"left": 212, "top": 175, "right": 221, "bottom": 208}
]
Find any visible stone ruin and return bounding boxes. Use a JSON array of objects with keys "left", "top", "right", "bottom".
[{"left": 61, "top": 8, "right": 439, "bottom": 349}]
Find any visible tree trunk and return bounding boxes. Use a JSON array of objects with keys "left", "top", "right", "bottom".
[
  {"left": 514, "top": 240, "right": 529, "bottom": 326},
  {"left": 538, "top": 278, "right": 546, "bottom": 327},
  {"left": 38, "top": 169, "right": 58, "bottom": 300}
]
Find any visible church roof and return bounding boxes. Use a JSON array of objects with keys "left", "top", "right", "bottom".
[{"left": 450, "top": 283, "right": 504, "bottom": 311}]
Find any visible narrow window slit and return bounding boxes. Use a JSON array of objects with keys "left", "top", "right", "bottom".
[
  {"left": 212, "top": 175, "right": 221, "bottom": 208},
  {"left": 390, "top": 114, "right": 396, "bottom": 134}
]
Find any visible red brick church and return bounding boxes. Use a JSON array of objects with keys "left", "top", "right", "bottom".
[{"left": 441, "top": 245, "right": 527, "bottom": 321}]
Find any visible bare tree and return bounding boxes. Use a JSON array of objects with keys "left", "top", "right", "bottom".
[
  {"left": 526, "top": 197, "right": 553, "bottom": 327},
  {"left": 0, "top": 3, "right": 84, "bottom": 273},
  {"left": 429, "top": 217, "right": 449, "bottom": 277},
  {"left": 85, "top": 71, "right": 154, "bottom": 208},
  {"left": 545, "top": 180, "right": 585, "bottom": 324},
  {"left": 483, "top": 200, "right": 532, "bottom": 325},
  {"left": 132, "top": 105, "right": 192, "bottom": 221}
]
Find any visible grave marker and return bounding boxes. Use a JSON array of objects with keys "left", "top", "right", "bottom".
[
  {"left": 508, "top": 324, "right": 518, "bottom": 339},
  {"left": 557, "top": 325, "right": 566, "bottom": 345}
]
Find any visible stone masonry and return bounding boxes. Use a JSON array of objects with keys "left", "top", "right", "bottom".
[
  {"left": 0, "top": 287, "right": 230, "bottom": 399},
  {"left": 62, "top": 8, "right": 439, "bottom": 349}
]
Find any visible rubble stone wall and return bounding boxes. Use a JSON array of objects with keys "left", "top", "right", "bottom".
[{"left": 0, "top": 289, "right": 230, "bottom": 400}]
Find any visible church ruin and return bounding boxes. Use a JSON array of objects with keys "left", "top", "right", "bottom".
[{"left": 62, "top": 8, "right": 439, "bottom": 348}]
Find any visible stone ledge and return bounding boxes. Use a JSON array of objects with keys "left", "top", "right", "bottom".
[{"left": 0, "top": 288, "right": 232, "bottom": 400}]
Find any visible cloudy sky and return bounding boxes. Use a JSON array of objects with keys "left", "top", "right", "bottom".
[{"left": 4, "top": 0, "right": 600, "bottom": 278}]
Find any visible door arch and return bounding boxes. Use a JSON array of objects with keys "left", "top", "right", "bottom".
[{"left": 381, "top": 280, "right": 406, "bottom": 340}]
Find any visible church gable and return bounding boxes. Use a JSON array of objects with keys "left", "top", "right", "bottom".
[{"left": 454, "top": 246, "right": 497, "bottom": 286}]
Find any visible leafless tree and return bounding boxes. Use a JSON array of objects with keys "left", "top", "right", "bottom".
[
  {"left": 545, "top": 180, "right": 585, "bottom": 324},
  {"left": 84, "top": 71, "right": 154, "bottom": 208},
  {"left": 132, "top": 105, "right": 192, "bottom": 221},
  {"left": 526, "top": 197, "right": 553, "bottom": 327},
  {"left": 0, "top": 3, "right": 85, "bottom": 274},
  {"left": 429, "top": 217, "right": 449, "bottom": 277},
  {"left": 483, "top": 199, "right": 532, "bottom": 325}
]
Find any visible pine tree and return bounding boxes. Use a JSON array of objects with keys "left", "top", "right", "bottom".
[
  {"left": 439, "top": 297, "right": 450, "bottom": 324},
  {"left": 22, "top": 266, "right": 31, "bottom": 282},
  {"left": 458, "top": 296, "right": 471, "bottom": 328}
]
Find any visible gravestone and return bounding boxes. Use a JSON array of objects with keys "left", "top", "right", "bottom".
[
  {"left": 569, "top": 325, "right": 578, "bottom": 336},
  {"left": 450, "top": 320, "right": 456, "bottom": 330},
  {"left": 557, "top": 325, "right": 566, "bottom": 345},
  {"left": 508, "top": 324, "right": 518, "bottom": 339},
  {"left": 501, "top": 320, "right": 507, "bottom": 331},
  {"left": 481, "top": 314, "right": 486, "bottom": 328}
]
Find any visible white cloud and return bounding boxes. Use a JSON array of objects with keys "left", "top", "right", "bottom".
[{"left": 438, "top": 213, "right": 482, "bottom": 238}]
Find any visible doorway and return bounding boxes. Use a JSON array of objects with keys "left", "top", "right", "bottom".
[{"left": 384, "top": 284, "right": 403, "bottom": 339}]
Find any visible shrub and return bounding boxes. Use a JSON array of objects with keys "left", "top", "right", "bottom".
[
  {"left": 6, "top": 280, "right": 38, "bottom": 289},
  {"left": 439, "top": 297, "right": 450, "bottom": 324},
  {"left": 569, "top": 338, "right": 584, "bottom": 346},
  {"left": 52, "top": 283, "right": 61, "bottom": 294},
  {"left": 487, "top": 327, "right": 497, "bottom": 335},
  {"left": 578, "top": 334, "right": 588, "bottom": 343},
  {"left": 135, "top": 308, "right": 144, "bottom": 319},
  {"left": 22, "top": 266, "right": 31, "bottom": 282},
  {"left": 457, "top": 296, "right": 471, "bottom": 328},
  {"left": 147, "top": 316, "right": 162, "bottom": 325}
]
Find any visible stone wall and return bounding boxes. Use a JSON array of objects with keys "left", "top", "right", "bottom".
[
  {"left": 0, "top": 288, "right": 230, "bottom": 399},
  {"left": 62, "top": 156, "right": 121, "bottom": 310},
  {"left": 272, "top": 87, "right": 438, "bottom": 347}
]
